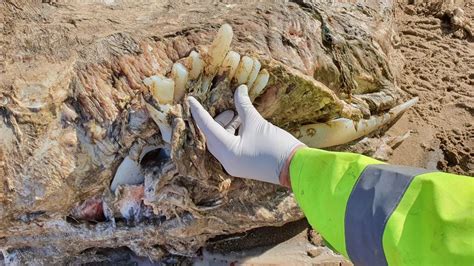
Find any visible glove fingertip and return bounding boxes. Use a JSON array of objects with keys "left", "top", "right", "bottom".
[
  {"left": 187, "top": 96, "right": 200, "bottom": 110},
  {"left": 234, "top": 84, "right": 249, "bottom": 101}
]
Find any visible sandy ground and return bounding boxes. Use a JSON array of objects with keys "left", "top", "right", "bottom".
[
  {"left": 194, "top": 2, "right": 473, "bottom": 265},
  {"left": 386, "top": 2, "right": 473, "bottom": 176}
]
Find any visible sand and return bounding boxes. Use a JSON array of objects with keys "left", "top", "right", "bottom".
[{"left": 386, "top": 2, "right": 473, "bottom": 176}]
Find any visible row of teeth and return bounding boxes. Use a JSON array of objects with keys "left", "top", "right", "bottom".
[
  {"left": 143, "top": 24, "right": 269, "bottom": 143},
  {"left": 112, "top": 24, "right": 419, "bottom": 193},
  {"left": 293, "top": 98, "right": 419, "bottom": 148},
  {"left": 142, "top": 24, "right": 419, "bottom": 149}
]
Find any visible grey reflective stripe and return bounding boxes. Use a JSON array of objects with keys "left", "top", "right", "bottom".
[{"left": 344, "top": 164, "right": 434, "bottom": 266}]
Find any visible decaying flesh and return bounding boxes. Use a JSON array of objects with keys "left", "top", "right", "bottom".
[{"left": 0, "top": 0, "right": 416, "bottom": 263}]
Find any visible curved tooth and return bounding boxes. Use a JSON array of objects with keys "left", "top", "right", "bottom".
[
  {"left": 145, "top": 103, "right": 172, "bottom": 143},
  {"left": 207, "top": 24, "right": 233, "bottom": 76},
  {"left": 110, "top": 156, "right": 143, "bottom": 192},
  {"left": 295, "top": 98, "right": 419, "bottom": 148},
  {"left": 219, "top": 51, "right": 240, "bottom": 80},
  {"left": 234, "top": 56, "right": 254, "bottom": 84},
  {"left": 143, "top": 75, "right": 175, "bottom": 105},
  {"left": 188, "top": 51, "right": 204, "bottom": 80},
  {"left": 171, "top": 62, "right": 188, "bottom": 103},
  {"left": 250, "top": 69, "right": 269, "bottom": 100},
  {"left": 246, "top": 58, "right": 261, "bottom": 88}
]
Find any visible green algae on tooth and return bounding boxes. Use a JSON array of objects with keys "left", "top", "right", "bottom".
[
  {"left": 171, "top": 62, "right": 188, "bottom": 103},
  {"left": 294, "top": 98, "right": 419, "bottom": 148}
]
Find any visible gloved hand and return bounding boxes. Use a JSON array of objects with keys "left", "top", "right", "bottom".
[{"left": 188, "top": 85, "right": 305, "bottom": 186}]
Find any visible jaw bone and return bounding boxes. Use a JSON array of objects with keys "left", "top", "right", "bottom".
[
  {"left": 143, "top": 23, "right": 417, "bottom": 159},
  {"left": 294, "top": 97, "right": 419, "bottom": 148},
  {"left": 113, "top": 23, "right": 416, "bottom": 228},
  {"left": 143, "top": 24, "right": 270, "bottom": 145}
]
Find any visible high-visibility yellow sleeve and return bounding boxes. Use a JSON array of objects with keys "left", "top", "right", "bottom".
[
  {"left": 289, "top": 147, "right": 381, "bottom": 257},
  {"left": 290, "top": 147, "right": 474, "bottom": 265}
]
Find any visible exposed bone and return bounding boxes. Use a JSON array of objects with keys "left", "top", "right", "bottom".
[
  {"left": 250, "top": 69, "right": 270, "bottom": 100},
  {"left": 143, "top": 75, "right": 175, "bottom": 105},
  {"left": 294, "top": 98, "right": 419, "bottom": 148},
  {"left": 234, "top": 56, "right": 254, "bottom": 84},
  {"left": 171, "top": 63, "right": 188, "bottom": 103},
  {"left": 219, "top": 51, "right": 240, "bottom": 80},
  {"left": 145, "top": 103, "right": 172, "bottom": 143},
  {"left": 188, "top": 51, "right": 204, "bottom": 79},
  {"left": 247, "top": 58, "right": 261, "bottom": 88},
  {"left": 110, "top": 156, "right": 144, "bottom": 192}
]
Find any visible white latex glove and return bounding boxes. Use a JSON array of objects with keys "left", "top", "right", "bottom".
[{"left": 188, "top": 85, "right": 305, "bottom": 186}]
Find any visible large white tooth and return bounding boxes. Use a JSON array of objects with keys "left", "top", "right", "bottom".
[
  {"left": 250, "top": 69, "right": 269, "bottom": 100},
  {"left": 188, "top": 51, "right": 204, "bottom": 79},
  {"left": 145, "top": 103, "right": 172, "bottom": 143},
  {"left": 219, "top": 51, "right": 240, "bottom": 80},
  {"left": 110, "top": 156, "right": 143, "bottom": 192},
  {"left": 143, "top": 75, "right": 175, "bottom": 105},
  {"left": 246, "top": 58, "right": 261, "bottom": 88},
  {"left": 294, "top": 98, "right": 419, "bottom": 148},
  {"left": 207, "top": 24, "right": 233, "bottom": 76},
  {"left": 171, "top": 62, "right": 188, "bottom": 103},
  {"left": 234, "top": 56, "right": 254, "bottom": 84}
]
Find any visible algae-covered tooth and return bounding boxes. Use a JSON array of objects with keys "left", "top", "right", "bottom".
[
  {"left": 143, "top": 75, "right": 175, "bottom": 105},
  {"left": 250, "top": 69, "right": 269, "bottom": 100},
  {"left": 219, "top": 51, "right": 240, "bottom": 80},
  {"left": 171, "top": 62, "right": 188, "bottom": 103},
  {"left": 188, "top": 51, "right": 204, "bottom": 80},
  {"left": 246, "top": 58, "right": 261, "bottom": 88},
  {"left": 234, "top": 56, "right": 254, "bottom": 84},
  {"left": 295, "top": 98, "right": 419, "bottom": 148},
  {"left": 145, "top": 103, "right": 172, "bottom": 143}
]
